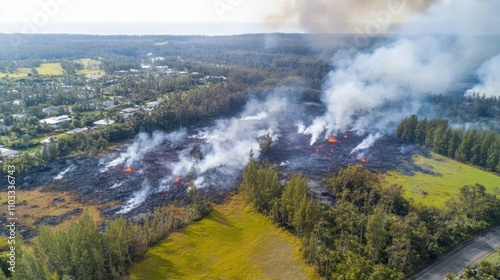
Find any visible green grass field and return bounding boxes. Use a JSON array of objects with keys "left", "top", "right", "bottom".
[
  {"left": 35, "top": 63, "right": 64, "bottom": 75},
  {"left": 384, "top": 152, "right": 500, "bottom": 208},
  {"left": 128, "top": 195, "right": 320, "bottom": 280},
  {"left": 75, "top": 58, "right": 104, "bottom": 75},
  {"left": 0, "top": 68, "right": 32, "bottom": 78}
]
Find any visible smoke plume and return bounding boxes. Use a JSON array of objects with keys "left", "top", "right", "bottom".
[
  {"left": 267, "top": 0, "right": 438, "bottom": 34},
  {"left": 301, "top": 0, "right": 500, "bottom": 144},
  {"left": 467, "top": 54, "right": 500, "bottom": 97},
  {"left": 164, "top": 92, "right": 296, "bottom": 189},
  {"left": 102, "top": 129, "right": 187, "bottom": 172}
]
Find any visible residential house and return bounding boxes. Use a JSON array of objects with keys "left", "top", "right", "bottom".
[
  {"left": 93, "top": 119, "right": 115, "bottom": 127},
  {"left": 39, "top": 115, "right": 71, "bottom": 128}
]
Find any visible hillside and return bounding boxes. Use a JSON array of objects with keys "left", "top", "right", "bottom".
[
  {"left": 127, "top": 194, "right": 320, "bottom": 280},
  {"left": 384, "top": 152, "right": 500, "bottom": 208}
]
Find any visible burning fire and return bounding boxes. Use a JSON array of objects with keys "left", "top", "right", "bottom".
[
  {"left": 173, "top": 177, "right": 181, "bottom": 183},
  {"left": 328, "top": 137, "right": 339, "bottom": 143},
  {"left": 361, "top": 158, "right": 367, "bottom": 163},
  {"left": 343, "top": 134, "right": 349, "bottom": 139},
  {"left": 123, "top": 167, "right": 133, "bottom": 172}
]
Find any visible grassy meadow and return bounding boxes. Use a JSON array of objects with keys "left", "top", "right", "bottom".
[
  {"left": 35, "top": 63, "right": 64, "bottom": 75},
  {"left": 128, "top": 194, "right": 320, "bottom": 280},
  {"left": 75, "top": 58, "right": 104, "bottom": 75},
  {"left": 384, "top": 152, "right": 500, "bottom": 208}
]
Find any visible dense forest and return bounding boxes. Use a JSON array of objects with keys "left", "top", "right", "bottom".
[{"left": 242, "top": 161, "right": 500, "bottom": 279}]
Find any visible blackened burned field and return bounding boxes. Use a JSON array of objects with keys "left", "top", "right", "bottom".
[{"left": 19, "top": 124, "right": 427, "bottom": 218}]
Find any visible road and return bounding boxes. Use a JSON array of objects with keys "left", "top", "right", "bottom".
[{"left": 410, "top": 226, "right": 500, "bottom": 280}]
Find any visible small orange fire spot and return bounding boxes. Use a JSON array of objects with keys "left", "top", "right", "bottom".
[
  {"left": 173, "top": 177, "right": 181, "bottom": 183},
  {"left": 328, "top": 137, "right": 339, "bottom": 143},
  {"left": 124, "top": 167, "right": 133, "bottom": 172},
  {"left": 343, "top": 134, "right": 349, "bottom": 139},
  {"left": 361, "top": 158, "right": 367, "bottom": 163}
]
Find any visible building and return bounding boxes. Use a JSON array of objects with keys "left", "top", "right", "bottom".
[
  {"left": 12, "top": 113, "right": 29, "bottom": 119},
  {"left": 0, "top": 148, "right": 20, "bottom": 158},
  {"left": 40, "top": 136, "right": 58, "bottom": 144},
  {"left": 93, "top": 119, "right": 115, "bottom": 126},
  {"left": 120, "top": 108, "right": 140, "bottom": 119},
  {"left": 42, "top": 107, "right": 59, "bottom": 114},
  {"left": 39, "top": 115, "right": 71, "bottom": 128},
  {"left": 66, "top": 127, "right": 89, "bottom": 135},
  {"left": 101, "top": 101, "right": 118, "bottom": 109},
  {"left": 145, "top": 101, "right": 160, "bottom": 111}
]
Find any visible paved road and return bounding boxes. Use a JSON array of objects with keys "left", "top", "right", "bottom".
[{"left": 410, "top": 226, "right": 500, "bottom": 280}]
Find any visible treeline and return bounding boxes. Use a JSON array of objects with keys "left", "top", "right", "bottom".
[
  {"left": 397, "top": 115, "right": 500, "bottom": 173},
  {"left": 241, "top": 161, "right": 500, "bottom": 279},
  {"left": 0, "top": 187, "right": 211, "bottom": 279},
  {"left": 429, "top": 93, "right": 500, "bottom": 123}
]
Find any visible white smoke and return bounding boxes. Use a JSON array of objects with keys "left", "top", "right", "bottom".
[
  {"left": 350, "top": 133, "right": 383, "bottom": 155},
  {"left": 110, "top": 182, "right": 123, "bottom": 189},
  {"left": 301, "top": 0, "right": 500, "bottom": 144},
  {"left": 467, "top": 54, "right": 500, "bottom": 97},
  {"left": 167, "top": 93, "right": 293, "bottom": 188},
  {"left": 117, "top": 180, "right": 151, "bottom": 214},
  {"left": 102, "top": 129, "right": 187, "bottom": 172},
  {"left": 54, "top": 164, "right": 76, "bottom": 180}
]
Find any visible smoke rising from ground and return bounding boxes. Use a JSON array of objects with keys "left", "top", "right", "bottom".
[
  {"left": 102, "top": 129, "right": 187, "bottom": 171},
  {"left": 301, "top": 0, "right": 500, "bottom": 144},
  {"left": 165, "top": 93, "right": 295, "bottom": 189},
  {"left": 467, "top": 54, "right": 500, "bottom": 98},
  {"left": 118, "top": 180, "right": 152, "bottom": 214},
  {"left": 350, "top": 133, "right": 383, "bottom": 155}
]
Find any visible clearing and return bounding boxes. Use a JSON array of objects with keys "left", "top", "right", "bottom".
[
  {"left": 75, "top": 58, "right": 104, "bottom": 75},
  {"left": 35, "top": 63, "right": 64, "bottom": 75},
  {"left": 383, "top": 152, "right": 500, "bottom": 208},
  {"left": 127, "top": 194, "right": 320, "bottom": 280}
]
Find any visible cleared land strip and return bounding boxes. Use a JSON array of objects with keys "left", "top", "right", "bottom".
[{"left": 410, "top": 226, "right": 500, "bottom": 280}]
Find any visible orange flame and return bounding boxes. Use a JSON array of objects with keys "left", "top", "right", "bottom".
[
  {"left": 343, "top": 134, "right": 349, "bottom": 139},
  {"left": 328, "top": 137, "right": 339, "bottom": 143},
  {"left": 124, "top": 167, "right": 133, "bottom": 172},
  {"left": 173, "top": 177, "right": 181, "bottom": 183},
  {"left": 361, "top": 158, "right": 367, "bottom": 163}
]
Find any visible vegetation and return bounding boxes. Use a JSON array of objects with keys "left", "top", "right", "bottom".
[
  {"left": 396, "top": 115, "right": 500, "bottom": 173},
  {"left": 128, "top": 195, "right": 319, "bottom": 280},
  {"left": 0, "top": 203, "right": 207, "bottom": 279},
  {"left": 445, "top": 250, "right": 500, "bottom": 279},
  {"left": 384, "top": 152, "right": 500, "bottom": 208},
  {"left": 241, "top": 161, "right": 500, "bottom": 279}
]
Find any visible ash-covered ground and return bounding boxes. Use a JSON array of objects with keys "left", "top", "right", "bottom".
[{"left": 19, "top": 102, "right": 429, "bottom": 218}]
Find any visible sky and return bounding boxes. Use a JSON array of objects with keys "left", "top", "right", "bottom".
[
  {"left": 0, "top": 0, "right": 298, "bottom": 35},
  {"left": 0, "top": 0, "right": 499, "bottom": 35}
]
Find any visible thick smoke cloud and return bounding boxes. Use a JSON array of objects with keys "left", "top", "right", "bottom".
[
  {"left": 467, "top": 55, "right": 500, "bottom": 97},
  {"left": 301, "top": 0, "right": 500, "bottom": 144},
  {"left": 101, "top": 129, "right": 187, "bottom": 172},
  {"left": 268, "top": 0, "right": 437, "bottom": 34},
  {"left": 164, "top": 92, "right": 295, "bottom": 189}
]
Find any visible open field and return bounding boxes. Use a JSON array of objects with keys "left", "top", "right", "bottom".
[
  {"left": 0, "top": 188, "right": 117, "bottom": 228},
  {"left": 75, "top": 58, "right": 104, "bottom": 75},
  {"left": 0, "top": 68, "right": 32, "bottom": 78},
  {"left": 35, "top": 63, "right": 64, "bottom": 75},
  {"left": 128, "top": 194, "right": 320, "bottom": 280},
  {"left": 384, "top": 152, "right": 500, "bottom": 208}
]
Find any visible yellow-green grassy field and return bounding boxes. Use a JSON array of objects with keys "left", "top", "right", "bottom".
[
  {"left": 35, "top": 63, "right": 64, "bottom": 75},
  {"left": 384, "top": 152, "right": 500, "bottom": 208},
  {"left": 75, "top": 58, "right": 104, "bottom": 75},
  {"left": 128, "top": 194, "right": 320, "bottom": 280},
  {"left": 0, "top": 68, "right": 32, "bottom": 78}
]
